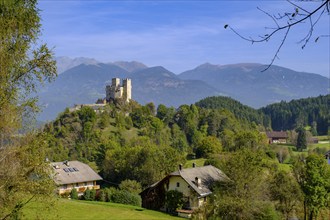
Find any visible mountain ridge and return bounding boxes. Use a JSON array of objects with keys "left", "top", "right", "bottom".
[{"left": 37, "top": 60, "right": 329, "bottom": 121}]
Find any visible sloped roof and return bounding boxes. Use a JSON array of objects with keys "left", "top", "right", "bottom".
[
  {"left": 171, "top": 165, "right": 229, "bottom": 197},
  {"left": 51, "top": 161, "right": 102, "bottom": 185},
  {"left": 266, "top": 131, "right": 288, "bottom": 138}
]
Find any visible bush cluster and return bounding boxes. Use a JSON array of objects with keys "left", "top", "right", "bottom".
[{"left": 70, "top": 187, "right": 141, "bottom": 207}]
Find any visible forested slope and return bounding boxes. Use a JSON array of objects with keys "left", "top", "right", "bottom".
[
  {"left": 260, "top": 94, "right": 329, "bottom": 135},
  {"left": 195, "top": 95, "right": 329, "bottom": 135},
  {"left": 195, "top": 96, "right": 270, "bottom": 128}
]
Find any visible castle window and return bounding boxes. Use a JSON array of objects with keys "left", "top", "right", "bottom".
[{"left": 176, "top": 182, "right": 180, "bottom": 187}]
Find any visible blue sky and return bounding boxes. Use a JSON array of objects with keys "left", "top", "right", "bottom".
[{"left": 39, "top": 1, "right": 329, "bottom": 77}]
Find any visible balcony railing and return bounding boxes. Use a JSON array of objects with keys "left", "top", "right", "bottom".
[{"left": 58, "top": 185, "right": 100, "bottom": 195}]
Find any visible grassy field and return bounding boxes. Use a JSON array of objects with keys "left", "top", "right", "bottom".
[
  {"left": 23, "top": 199, "right": 182, "bottom": 220},
  {"left": 184, "top": 158, "right": 206, "bottom": 168}
]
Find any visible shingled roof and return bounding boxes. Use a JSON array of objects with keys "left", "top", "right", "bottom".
[{"left": 51, "top": 161, "right": 102, "bottom": 185}]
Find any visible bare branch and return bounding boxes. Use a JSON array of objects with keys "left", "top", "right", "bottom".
[
  {"left": 262, "top": 26, "right": 291, "bottom": 72},
  {"left": 287, "top": 0, "right": 310, "bottom": 14},
  {"left": 225, "top": 0, "right": 329, "bottom": 71},
  {"left": 257, "top": 7, "right": 280, "bottom": 28}
]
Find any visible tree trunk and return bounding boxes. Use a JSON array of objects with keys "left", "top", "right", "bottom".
[
  {"left": 308, "top": 210, "right": 313, "bottom": 220},
  {"left": 304, "top": 201, "right": 307, "bottom": 220}
]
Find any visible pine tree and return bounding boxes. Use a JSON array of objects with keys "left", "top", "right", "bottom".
[{"left": 296, "top": 127, "right": 307, "bottom": 151}]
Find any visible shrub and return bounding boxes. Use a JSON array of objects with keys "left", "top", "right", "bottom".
[
  {"left": 96, "top": 189, "right": 107, "bottom": 202},
  {"left": 90, "top": 189, "right": 96, "bottom": 201},
  {"left": 111, "top": 190, "right": 141, "bottom": 207},
  {"left": 119, "top": 179, "right": 142, "bottom": 194},
  {"left": 70, "top": 188, "right": 78, "bottom": 200},
  {"left": 83, "top": 188, "right": 91, "bottom": 201},
  {"left": 60, "top": 191, "right": 70, "bottom": 199},
  {"left": 105, "top": 187, "right": 117, "bottom": 202},
  {"left": 165, "top": 190, "right": 184, "bottom": 214}
]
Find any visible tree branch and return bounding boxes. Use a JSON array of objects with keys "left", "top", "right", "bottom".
[{"left": 225, "top": 0, "right": 329, "bottom": 71}]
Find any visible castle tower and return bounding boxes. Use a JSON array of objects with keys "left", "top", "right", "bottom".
[
  {"left": 105, "top": 78, "right": 131, "bottom": 102},
  {"left": 123, "top": 78, "right": 132, "bottom": 102}
]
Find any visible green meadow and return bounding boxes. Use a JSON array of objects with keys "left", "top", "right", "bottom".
[{"left": 23, "top": 199, "right": 182, "bottom": 220}]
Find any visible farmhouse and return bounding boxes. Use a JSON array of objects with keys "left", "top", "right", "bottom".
[
  {"left": 51, "top": 160, "right": 102, "bottom": 195},
  {"left": 140, "top": 165, "right": 228, "bottom": 216},
  {"left": 266, "top": 131, "right": 288, "bottom": 144}
]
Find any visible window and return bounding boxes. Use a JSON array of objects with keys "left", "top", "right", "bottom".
[
  {"left": 75, "top": 183, "right": 79, "bottom": 187},
  {"left": 176, "top": 182, "right": 180, "bottom": 187},
  {"left": 73, "top": 167, "right": 79, "bottom": 171},
  {"left": 63, "top": 168, "right": 69, "bottom": 172},
  {"left": 68, "top": 168, "right": 74, "bottom": 172},
  {"left": 84, "top": 182, "right": 87, "bottom": 186}
]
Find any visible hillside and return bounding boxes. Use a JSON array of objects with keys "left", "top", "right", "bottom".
[
  {"left": 195, "top": 96, "right": 268, "bottom": 127},
  {"left": 195, "top": 95, "right": 329, "bottom": 135},
  {"left": 260, "top": 94, "right": 329, "bottom": 135}
]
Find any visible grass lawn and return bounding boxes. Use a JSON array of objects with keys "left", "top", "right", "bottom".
[
  {"left": 184, "top": 158, "right": 206, "bottom": 168},
  {"left": 23, "top": 199, "right": 182, "bottom": 220}
]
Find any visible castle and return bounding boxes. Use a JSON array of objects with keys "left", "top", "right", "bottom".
[
  {"left": 105, "top": 78, "right": 132, "bottom": 103},
  {"left": 69, "top": 78, "right": 131, "bottom": 113}
]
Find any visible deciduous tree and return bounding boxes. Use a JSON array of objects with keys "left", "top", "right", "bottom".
[
  {"left": 293, "top": 154, "right": 330, "bottom": 220},
  {"left": 0, "top": 0, "right": 57, "bottom": 219}
]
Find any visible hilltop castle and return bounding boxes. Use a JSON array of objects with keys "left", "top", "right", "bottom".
[{"left": 105, "top": 78, "right": 132, "bottom": 103}]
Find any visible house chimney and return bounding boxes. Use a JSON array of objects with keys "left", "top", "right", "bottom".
[
  {"left": 195, "top": 177, "right": 201, "bottom": 188},
  {"left": 64, "top": 160, "right": 70, "bottom": 166},
  {"left": 192, "top": 163, "right": 196, "bottom": 168},
  {"left": 179, "top": 164, "right": 182, "bottom": 171}
]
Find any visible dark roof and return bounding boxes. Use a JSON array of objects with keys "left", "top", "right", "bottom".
[
  {"left": 51, "top": 161, "right": 102, "bottom": 185},
  {"left": 266, "top": 131, "right": 288, "bottom": 138}
]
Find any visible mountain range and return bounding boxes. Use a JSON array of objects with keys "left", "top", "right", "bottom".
[{"left": 37, "top": 57, "right": 329, "bottom": 121}]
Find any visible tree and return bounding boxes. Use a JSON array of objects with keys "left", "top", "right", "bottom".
[
  {"left": 119, "top": 179, "right": 142, "bottom": 194},
  {"left": 207, "top": 149, "right": 275, "bottom": 219},
  {"left": 296, "top": 127, "right": 307, "bottom": 151},
  {"left": 195, "top": 136, "right": 222, "bottom": 158},
  {"left": 293, "top": 154, "right": 330, "bottom": 220},
  {"left": 225, "top": 0, "right": 330, "bottom": 71},
  {"left": 270, "top": 170, "right": 302, "bottom": 220},
  {"left": 0, "top": 0, "right": 57, "bottom": 219}
]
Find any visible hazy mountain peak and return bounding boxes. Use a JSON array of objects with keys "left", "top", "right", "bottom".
[
  {"left": 196, "top": 62, "right": 221, "bottom": 70},
  {"left": 113, "top": 61, "right": 147, "bottom": 72},
  {"left": 56, "top": 56, "right": 100, "bottom": 74}
]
